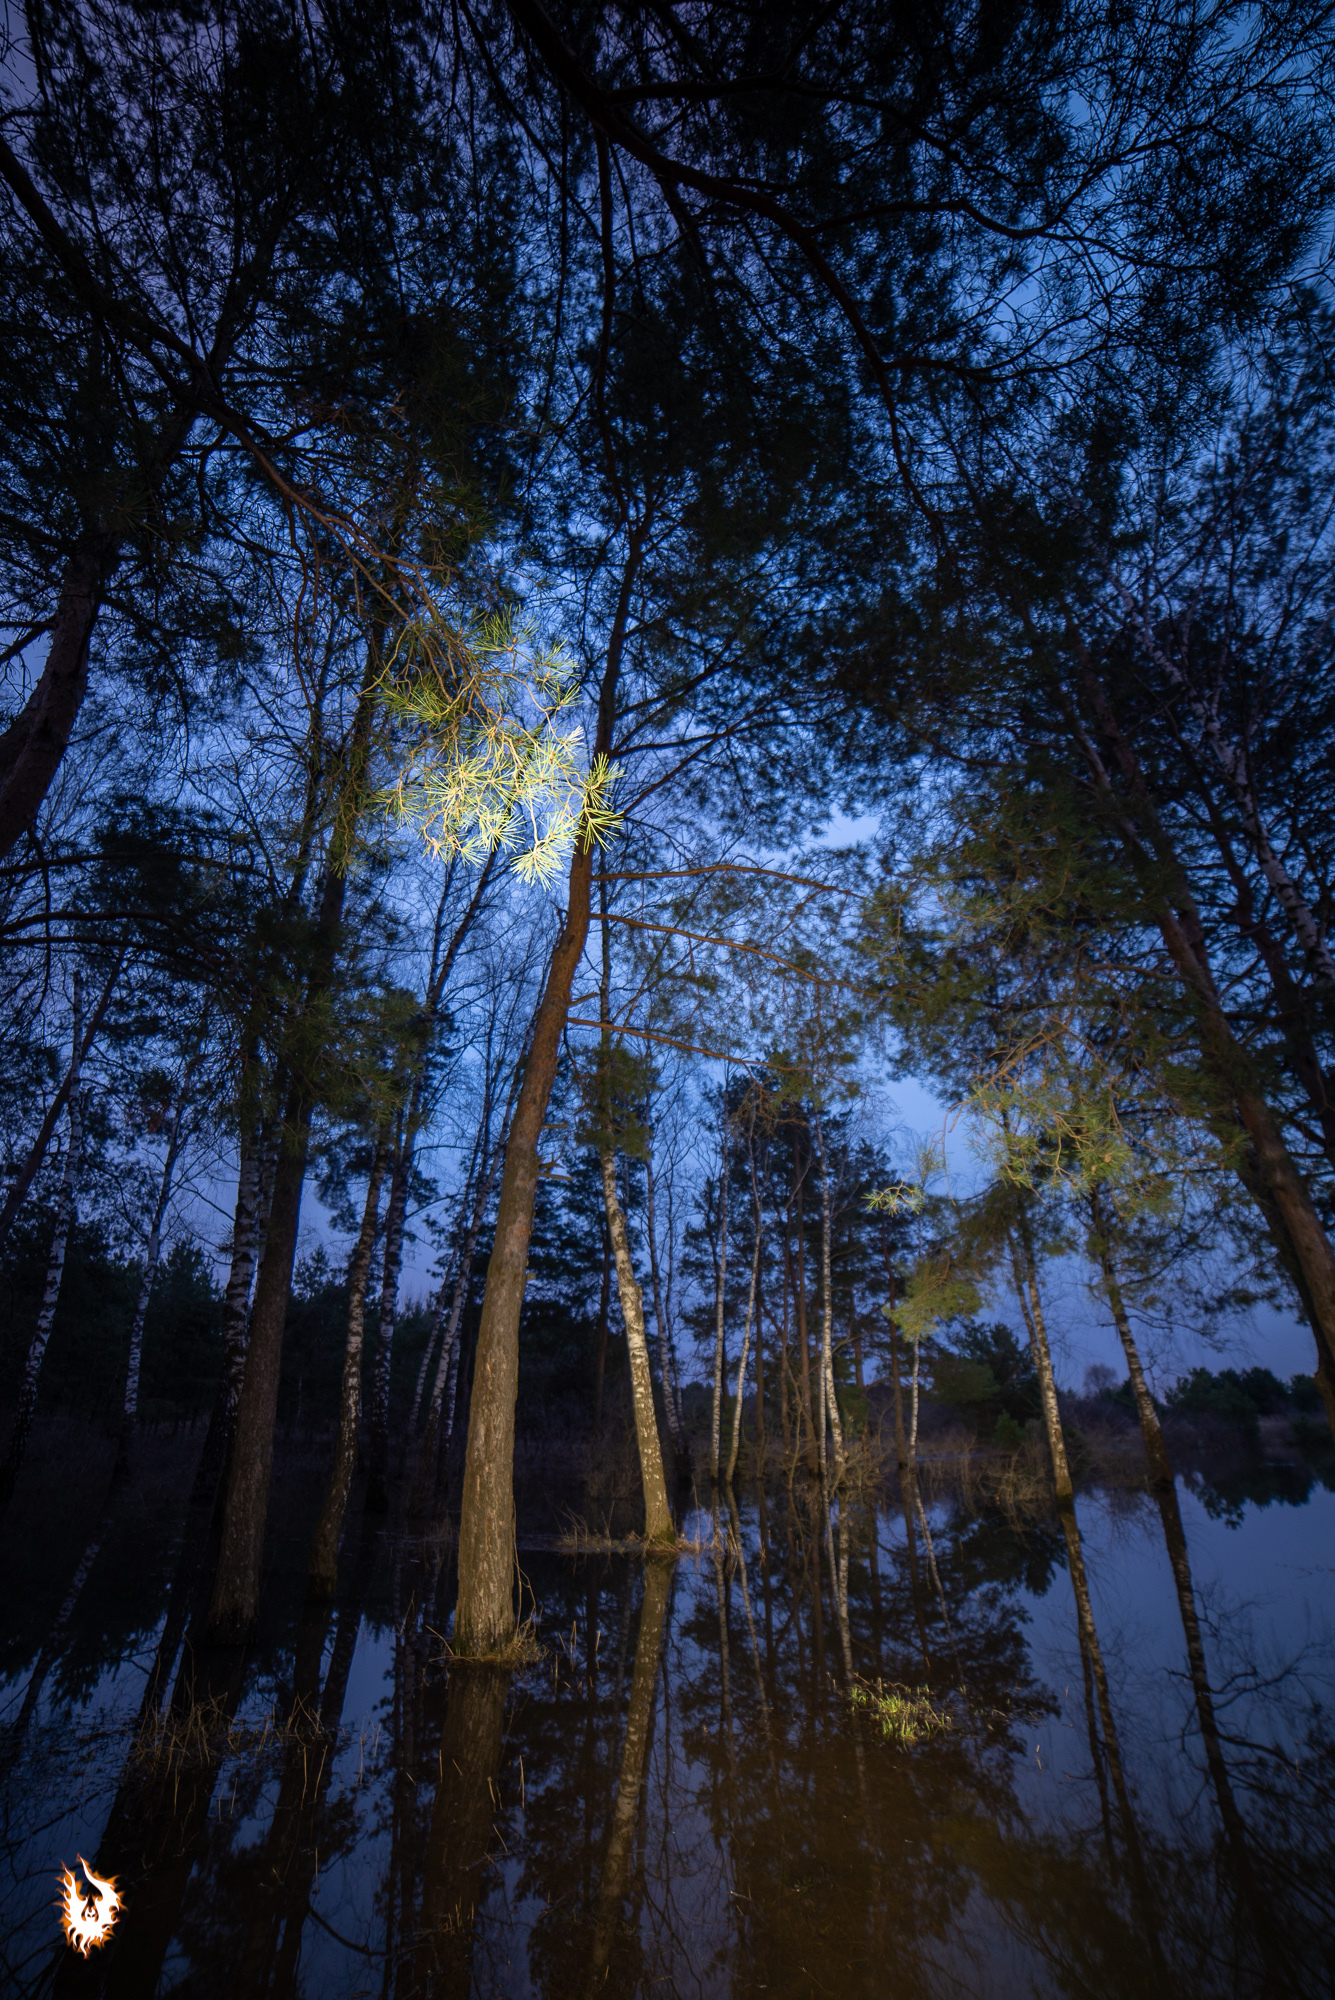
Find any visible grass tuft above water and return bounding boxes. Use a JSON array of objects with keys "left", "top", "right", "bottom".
[{"left": 847, "top": 1677, "right": 952, "bottom": 1746}]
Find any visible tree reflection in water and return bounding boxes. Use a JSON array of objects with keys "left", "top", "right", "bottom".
[{"left": 1, "top": 1474, "right": 1332, "bottom": 1998}]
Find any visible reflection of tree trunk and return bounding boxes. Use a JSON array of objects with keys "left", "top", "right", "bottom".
[
  {"left": 7, "top": 1518, "right": 108, "bottom": 1749},
  {"left": 308, "top": 1128, "right": 389, "bottom": 1594},
  {"left": 794, "top": 1149, "right": 816, "bottom": 1472},
  {"left": 1091, "top": 1206, "right": 1246, "bottom": 1840},
  {"left": 588, "top": 1560, "right": 672, "bottom": 1988},
  {"left": 53, "top": 1644, "right": 249, "bottom": 1999},
  {"left": 412, "top": 1667, "right": 510, "bottom": 1989}
]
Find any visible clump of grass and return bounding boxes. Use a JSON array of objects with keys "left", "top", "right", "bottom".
[
  {"left": 129, "top": 1695, "right": 340, "bottom": 1777},
  {"left": 439, "top": 1617, "right": 543, "bottom": 1668},
  {"left": 847, "top": 1677, "right": 952, "bottom": 1746}
]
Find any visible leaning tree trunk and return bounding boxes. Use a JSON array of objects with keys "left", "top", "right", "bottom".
[
  {"left": 308, "top": 1128, "right": 390, "bottom": 1595},
  {"left": 0, "top": 977, "right": 85, "bottom": 1512},
  {"left": 452, "top": 839, "right": 598, "bottom": 1655},
  {"left": 0, "top": 956, "right": 119, "bottom": 1245},
  {"left": 1073, "top": 662, "right": 1335, "bottom": 1436},
  {"left": 600, "top": 1148, "right": 673, "bottom": 1541}
]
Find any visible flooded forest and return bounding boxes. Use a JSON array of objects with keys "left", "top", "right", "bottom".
[{"left": 2, "top": 5, "right": 1335, "bottom": 1997}]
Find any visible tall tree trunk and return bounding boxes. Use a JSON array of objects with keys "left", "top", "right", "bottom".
[
  {"left": 308, "top": 1129, "right": 390, "bottom": 1595},
  {"left": 1073, "top": 659, "right": 1335, "bottom": 1433},
  {"left": 1010, "top": 1202, "right": 1074, "bottom": 1505},
  {"left": 710, "top": 1124, "right": 729, "bottom": 1484},
  {"left": 600, "top": 1150, "right": 673, "bottom": 1540},
  {"left": 726, "top": 1115, "right": 763, "bottom": 1486},
  {"left": 116, "top": 1089, "right": 190, "bottom": 1476},
  {"left": 366, "top": 1104, "right": 409, "bottom": 1512},
  {"left": 645, "top": 1145, "right": 687, "bottom": 1460},
  {"left": 793, "top": 1146, "right": 816, "bottom": 1470},
  {"left": 0, "top": 535, "right": 110, "bottom": 858},
  {"left": 810, "top": 1110, "right": 845, "bottom": 1483},
  {"left": 0, "top": 955, "right": 119, "bottom": 1244},
  {"left": 594, "top": 1226, "right": 611, "bottom": 1432},
  {"left": 0, "top": 977, "right": 84, "bottom": 1512},
  {"left": 206, "top": 1092, "right": 314, "bottom": 1641},
  {"left": 452, "top": 839, "right": 598, "bottom": 1655},
  {"left": 452, "top": 536, "right": 632, "bottom": 1655}
]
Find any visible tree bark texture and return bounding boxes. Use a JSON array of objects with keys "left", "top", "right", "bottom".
[
  {"left": 453, "top": 839, "right": 597, "bottom": 1655},
  {"left": 308, "top": 1131, "right": 390, "bottom": 1595},
  {"left": 0, "top": 537, "right": 109, "bottom": 858},
  {"left": 810, "top": 1111, "right": 845, "bottom": 1482},
  {"left": 600, "top": 1149, "right": 673, "bottom": 1540},
  {"left": 1012, "top": 1207, "right": 1074, "bottom": 1505},
  {"left": 206, "top": 1098, "right": 312, "bottom": 1641}
]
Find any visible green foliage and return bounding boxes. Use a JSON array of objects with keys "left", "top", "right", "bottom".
[
  {"left": 847, "top": 1679, "right": 952, "bottom": 1747},
  {"left": 1164, "top": 1365, "right": 1295, "bottom": 1433}
]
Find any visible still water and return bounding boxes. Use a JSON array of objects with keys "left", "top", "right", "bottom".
[{"left": 1, "top": 1447, "right": 1332, "bottom": 1998}]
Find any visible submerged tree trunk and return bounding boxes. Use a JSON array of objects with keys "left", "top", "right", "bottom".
[
  {"left": 600, "top": 1149, "right": 673, "bottom": 1540},
  {"left": 0, "top": 979, "right": 84, "bottom": 1513},
  {"left": 308, "top": 1129, "right": 390, "bottom": 1595}
]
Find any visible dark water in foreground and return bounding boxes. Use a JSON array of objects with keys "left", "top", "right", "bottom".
[{"left": 1, "top": 1445, "right": 1333, "bottom": 1999}]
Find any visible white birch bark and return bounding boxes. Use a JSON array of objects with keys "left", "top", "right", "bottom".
[
  {"left": 600, "top": 1148, "right": 673, "bottom": 1539},
  {"left": 810, "top": 1111, "right": 846, "bottom": 1482},
  {"left": 709, "top": 1121, "right": 729, "bottom": 1484},
  {"left": 309, "top": 1130, "right": 390, "bottom": 1593}
]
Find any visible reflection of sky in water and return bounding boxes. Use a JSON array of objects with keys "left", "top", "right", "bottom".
[{"left": 2, "top": 1475, "right": 1332, "bottom": 1997}]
